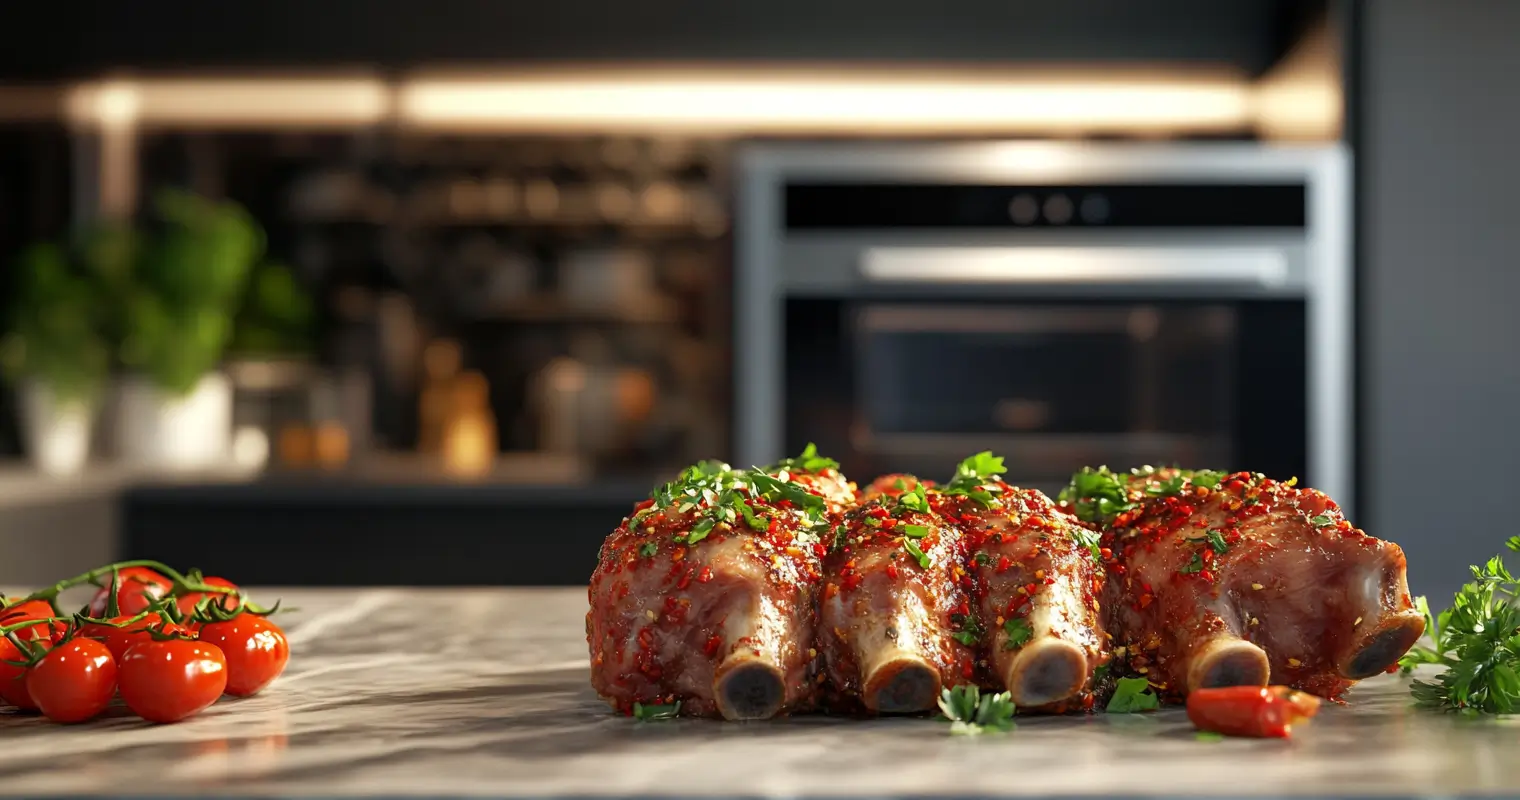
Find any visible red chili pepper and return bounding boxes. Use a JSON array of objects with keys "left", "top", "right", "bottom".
[{"left": 1186, "top": 685, "right": 1321, "bottom": 739}]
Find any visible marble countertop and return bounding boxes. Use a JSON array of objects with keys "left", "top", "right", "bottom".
[{"left": 1, "top": 588, "right": 1515, "bottom": 798}]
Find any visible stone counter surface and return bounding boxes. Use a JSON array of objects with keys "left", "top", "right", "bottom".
[{"left": 0, "top": 588, "right": 1514, "bottom": 798}]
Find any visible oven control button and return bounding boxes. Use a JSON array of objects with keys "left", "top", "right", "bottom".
[
  {"left": 1008, "top": 194, "right": 1040, "bottom": 225},
  {"left": 1044, "top": 193, "right": 1074, "bottom": 225},
  {"left": 1080, "top": 193, "right": 1111, "bottom": 224}
]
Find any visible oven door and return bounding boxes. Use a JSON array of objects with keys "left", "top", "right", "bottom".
[{"left": 778, "top": 247, "right": 1309, "bottom": 499}]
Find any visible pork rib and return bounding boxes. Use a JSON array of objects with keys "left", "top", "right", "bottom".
[
  {"left": 587, "top": 454, "right": 852, "bottom": 719},
  {"left": 939, "top": 455, "right": 1111, "bottom": 711},
  {"left": 1065, "top": 467, "right": 1424, "bottom": 701},
  {"left": 819, "top": 475, "right": 973, "bottom": 713}
]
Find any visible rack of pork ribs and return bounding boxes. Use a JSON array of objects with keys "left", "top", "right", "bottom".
[{"left": 587, "top": 449, "right": 1425, "bottom": 720}]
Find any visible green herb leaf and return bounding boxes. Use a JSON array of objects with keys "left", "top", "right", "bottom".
[
  {"left": 684, "top": 517, "right": 717, "bottom": 545},
  {"left": 903, "top": 538, "right": 932, "bottom": 569},
  {"left": 1070, "top": 525, "right": 1103, "bottom": 565},
  {"left": 1002, "top": 618, "right": 1032, "bottom": 650},
  {"left": 1309, "top": 514, "right": 1335, "bottom": 528},
  {"left": 735, "top": 498, "right": 769, "bottom": 532},
  {"left": 1205, "top": 529, "right": 1230, "bottom": 554},
  {"left": 1106, "top": 677, "right": 1161, "bottom": 713},
  {"left": 1144, "top": 473, "right": 1188, "bottom": 497},
  {"left": 943, "top": 452, "right": 1006, "bottom": 508},
  {"left": 973, "top": 552, "right": 992, "bottom": 567},
  {"left": 1179, "top": 552, "right": 1205, "bottom": 574},
  {"left": 771, "top": 442, "right": 840, "bottom": 475},
  {"left": 638, "top": 542, "right": 658, "bottom": 558},
  {"left": 1507, "top": 536, "right": 1520, "bottom": 554},
  {"left": 1190, "top": 470, "right": 1227, "bottom": 490},
  {"left": 1058, "top": 466, "right": 1135, "bottom": 525},
  {"left": 951, "top": 631, "right": 979, "bottom": 647},
  {"left": 897, "top": 483, "right": 931, "bottom": 515},
  {"left": 901, "top": 524, "right": 931, "bottom": 539},
  {"left": 1407, "top": 550, "right": 1520, "bottom": 713},
  {"left": 831, "top": 523, "right": 849, "bottom": 552},
  {"left": 633, "top": 701, "right": 681, "bottom": 721},
  {"left": 1194, "top": 731, "right": 1225, "bottom": 742},
  {"left": 938, "top": 684, "right": 1015, "bottom": 735}
]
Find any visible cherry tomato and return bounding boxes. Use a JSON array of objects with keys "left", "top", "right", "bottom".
[
  {"left": 0, "top": 598, "right": 54, "bottom": 625},
  {"left": 81, "top": 615, "right": 175, "bottom": 664},
  {"left": 175, "top": 577, "right": 242, "bottom": 617},
  {"left": 0, "top": 637, "right": 38, "bottom": 711},
  {"left": 88, "top": 567, "right": 172, "bottom": 617},
  {"left": 26, "top": 638, "right": 117, "bottom": 723},
  {"left": 119, "top": 639, "right": 227, "bottom": 723},
  {"left": 197, "top": 615, "right": 289, "bottom": 697}
]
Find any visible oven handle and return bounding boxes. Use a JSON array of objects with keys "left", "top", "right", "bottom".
[{"left": 861, "top": 246, "right": 1290, "bottom": 287}]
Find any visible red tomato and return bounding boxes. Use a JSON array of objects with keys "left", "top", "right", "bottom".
[
  {"left": 197, "top": 615, "right": 289, "bottom": 697},
  {"left": 0, "top": 598, "right": 54, "bottom": 625},
  {"left": 118, "top": 639, "right": 227, "bottom": 723},
  {"left": 175, "top": 577, "right": 242, "bottom": 617},
  {"left": 88, "top": 567, "right": 172, "bottom": 617},
  {"left": 26, "top": 638, "right": 117, "bottom": 723},
  {"left": 81, "top": 615, "right": 171, "bottom": 664},
  {"left": 0, "top": 636, "right": 37, "bottom": 711}
]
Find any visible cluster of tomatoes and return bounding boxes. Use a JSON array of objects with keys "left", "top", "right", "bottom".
[{"left": 1, "top": 563, "right": 290, "bottom": 725}]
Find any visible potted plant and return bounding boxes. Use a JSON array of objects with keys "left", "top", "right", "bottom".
[
  {"left": 0, "top": 243, "right": 111, "bottom": 476},
  {"left": 111, "top": 189, "right": 265, "bottom": 470}
]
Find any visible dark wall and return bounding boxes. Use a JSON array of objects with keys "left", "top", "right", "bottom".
[
  {"left": 3, "top": 0, "right": 1319, "bottom": 78},
  {"left": 1360, "top": 0, "right": 1520, "bottom": 607}
]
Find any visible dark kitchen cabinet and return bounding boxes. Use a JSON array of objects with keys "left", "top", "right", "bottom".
[{"left": 3, "top": 0, "right": 1323, "bottom": 79}]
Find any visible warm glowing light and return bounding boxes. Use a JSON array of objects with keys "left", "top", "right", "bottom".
[
  {"left": 67, "top": 78, "right": 389, "bottom": 129},
  {"left": 396, "top": 69, "right": 1256, "bottom": 135}
]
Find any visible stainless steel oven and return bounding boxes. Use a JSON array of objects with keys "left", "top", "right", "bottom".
[{"left": 733, "top": 142, "right": 1351, "bottom": 507}]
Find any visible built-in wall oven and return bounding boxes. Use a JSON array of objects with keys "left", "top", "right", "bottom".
[{"left": 734, "top": 142, "right": 1350, "bottom": 508}]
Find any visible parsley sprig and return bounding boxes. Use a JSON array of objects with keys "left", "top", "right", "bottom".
[
  {"left": 1106, "top": 677, "right": 1161, "bottom": 713},
  {"left": 938, "top": 685, "right": 1016, "bottom": 735},
  {"left": 633, "top": 701, "right": 681, "bottom": 721},
  {"left": 643, "top": 449, "right": 835, "bottom": 546},
  {"left": 770, "top": 442, "right": 839, "bottom": 475},
  {"left": 1060, "top": 465, "right": 1228, "bottom": 525},
  {"left": 1400, "top": 537, "right": 1520, "bottom": 713},
  {"left": 942, "top": 452, "right": 1006, "bottom": 508}
]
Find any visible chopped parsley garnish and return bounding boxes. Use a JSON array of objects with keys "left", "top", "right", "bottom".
[
  {"left": 1205, "top": 529, "right": 1230, "bottom": 553},
  {"left": 950, "top": 613, "right": 984, "bottom": 647},
  {"left": 645, "top": 454, "right": 835, "bottom": 546},
  {"left": 1070, "top": 525, "right": 1103, "bottom": 565},
  {"left": 1189, "top": 469, "right": 1227, "bottom": 490},
  {"left": 1195, "top": 731, "right": 1225, "bottom": 742},
  {"left": 1092, "top": 662, "right": 1110, "bottom": 685},
  {"left": 1179, "top": 552, "right": 1205, "bottom": 574},
  {"left": 1106, "top": 677, "right": 1161, "bottom": 713},
  {"left": 902, "top": 538, "right": 932, "bottom": 569},
  {"left": 770, "top": 442, "right": 839, "bottom": 475},
  {"left": 632, "top": 701, "right": 681, "bottom": 721},
  {"left": 1145, "top": 473, "right": 1189, "bottom": 497},
  {"left": 896, "top": 482, "right": 931, "bottom": 515},
  {"left": 1059, "top": 466, "right": 1134, "bottom": 525},
  {"left": 1308, "top": 514, "right": 1335, "bottom": 528},
  {"left": 1400, "top": 538, "right": 1520, "bottom": 713},
  {"left": 973, "top": 552, "right": 992, "bottom": 567},
  {"left": 735, "top": 498, "right": 769, "bottom": 532},
  {"left": 1002, "top": 618, "right": 1033, "bottom": 650},
  {"left": 638, "top": 542, "right": 658, "bottom": 558},
  {"left": 938, "top": 684, "right": 1015, "bottom": 735},
  {"left": 830, "top": 523, "right": 848, "bottom": 552},
  {"left": 901, "top": 524, "right": 930, "bottom": 539},
  {"left": 942, "top": 452, "right": 1006, "bottom": 508}
]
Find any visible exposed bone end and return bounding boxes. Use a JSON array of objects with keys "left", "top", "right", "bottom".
[
  {"left": 863, "top": 654, "right": 942, "bottom": 714},
  {"left": 713, "top": 655, "right": 786, "bottom": 721},
  {"left": 1340, "top": 611, "right": 1425, "bottom": 679},
  {"left": 1187, "top": 637, "right": 1271, "bottom": 693},
  {"left": 1004, "top": 637, "right": 1089, "bottom": 707}
]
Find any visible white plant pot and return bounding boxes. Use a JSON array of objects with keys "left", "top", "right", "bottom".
[
  {"left": 113, "top": 373, "right": 233, "bottom": 471},
  {"left": 18, "top": 382, "right": 96, "bottom": 477}
]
